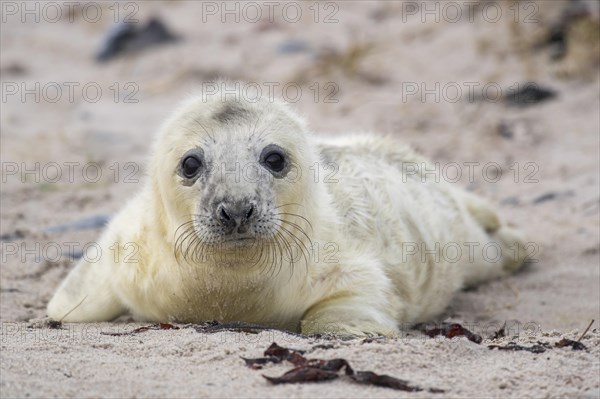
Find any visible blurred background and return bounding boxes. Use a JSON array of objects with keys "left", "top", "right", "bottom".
[{"left": 1, "top": 1, "right": 599, "bottom": 329}]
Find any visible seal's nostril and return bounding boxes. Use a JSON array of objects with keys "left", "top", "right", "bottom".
[
  {"left": 217, "top": 201, "right": 254, "bottom": 231},
  {"left": 220, "top": 207, "right": 231, "bottom": 221},
  {"left": 245, "top": 204, "right": 254, "bottom": 220}
]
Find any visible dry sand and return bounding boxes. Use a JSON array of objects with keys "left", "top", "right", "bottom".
[{"left": 1, "top": 1, "right": 599, "bottom": 398}]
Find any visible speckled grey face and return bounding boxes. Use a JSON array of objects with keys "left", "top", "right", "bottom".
[
  {"left": 171, "top": 100, "right": 310, "bottom": 266},
  {"left": 175, "top": 142, "right": 290, "bottom": 241}
]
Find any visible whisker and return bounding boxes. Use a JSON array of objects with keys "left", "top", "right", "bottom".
[
  {"left": 274, "top": 218, "right": 314, "bottom": 247},
  {"left": 194, "top": 118, "right": 217, "bottom": 143},
  {"left": 274, "top": 203, "right": 304, "bottom": 210},
  {"left": 276, "top": 212, "right": 314, "bottom": 232},
  {"left": 249, "top": 114, "right": 262, "bottom": 141},
  {"left": 184, "top": 229, "right": 203, "bottom": 262},
  {"left": 275, "top": 222, "right": 310, "bottom": 271},
  {"left": 272, "top": 234, "right": 287, "bottom": 280},
  {"left": 274, "top": 231, "right": 299, "bottom": 282},
  {"left": 187, "top": 230, "right": 205, "bottom": 264},
  {"left": 274, "top": 230, "right": 294, "bottom": 265},
  {"left": 255, "top": 126, "right": 270, "bottom": 144},
  {"left": 174, "top": 223, "right": 197, "bottom": 262},
  {"left": 275, "top": 232, "right": 297, "bottom": 284},
  {"left": 256, "top": 239, "right": 269, "bottom": 275},
  {"left": 279, "top": 229, "right": 309, "bottom": 277}
]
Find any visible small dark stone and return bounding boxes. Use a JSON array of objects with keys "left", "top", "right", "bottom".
[
  {"left": 497, "top": 122, "right": 514, "bottom": 139},
  {"left": 0, "top": 229, "right": 25, "bottom": 241},
  {"left": 96, "top": 18, "right": 178, "bottom": 62},
  {"left": 0, "top": 63, "right": 27, "bottom": 76},
  {"left": 532, "top": 191, "right": 574, "bottom": 204},
  {"left": 45, "top": 214, "right": 111, "bottom": 234},
  {"left": 96, "top": 22, "right": 137, "bottom": 62},
  {"left": 277, "top": 39, "right": 311, "bottom": 55},
  {"left": 501, "top": 196, "right": 520, "bottom": 206},
  {"left": 504, "top": 83, "right": 557, "bottom": 107},
  {"left": 533, "top": 192, "right": 557, "bottom": 204}
]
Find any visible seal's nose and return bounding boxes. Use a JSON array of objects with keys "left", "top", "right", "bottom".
[{"left": 216, "top": 201, "right": 255, "bottom": 234}]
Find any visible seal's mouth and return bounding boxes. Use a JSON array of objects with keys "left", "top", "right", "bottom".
[
  {"left": 223, "top": 236, "right": 256, "bottom": 244},
  {"left": 218, "top": 235, "right": 259, "bottom": 249}
]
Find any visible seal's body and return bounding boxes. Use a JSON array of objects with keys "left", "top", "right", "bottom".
[{"left": 48, "top": 86, "right": 527, "bottom": 336}]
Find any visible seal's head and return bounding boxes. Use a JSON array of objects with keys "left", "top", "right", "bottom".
[{"left": 149, "top": 86, "right": 320, "bottom": 267}]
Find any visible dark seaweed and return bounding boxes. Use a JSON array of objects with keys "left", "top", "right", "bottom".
[{"left": 425, "top": 323, "right": 483, "bottom": 344}]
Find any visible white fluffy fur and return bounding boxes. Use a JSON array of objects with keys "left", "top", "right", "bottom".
[{"left": 47, "top": 85, "right": 527, "bottom": 337}]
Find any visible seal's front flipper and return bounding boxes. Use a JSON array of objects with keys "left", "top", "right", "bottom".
[
  {"left": 300, "top": 295, "right": 399, "bottom": 338},
  {"left": 47, "top": 259, "right": 126, "bottom": 322}
]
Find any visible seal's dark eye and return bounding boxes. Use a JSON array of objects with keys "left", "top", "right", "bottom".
[
  {"left": 182, "top": 156, "right": 202, "bottom": 178},
  {"left": 264, "top": 152, "right": 285, "bottom": 172},
  {"left": 260, "top": 144, "right": 288, "bottom": 177}
]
